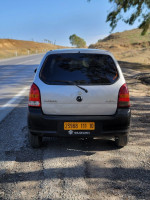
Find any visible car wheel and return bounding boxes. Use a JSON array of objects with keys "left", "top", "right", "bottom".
[
  {"left": 115, "top": 135, "right": 128, "bottom": 147},
  {"left": 29, "top": 131, "right": 42, "bottom": 148}
]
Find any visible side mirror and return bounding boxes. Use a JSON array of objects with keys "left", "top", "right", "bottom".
[{"left": 34, "top": 68, "right": 37, "bottom": 73}]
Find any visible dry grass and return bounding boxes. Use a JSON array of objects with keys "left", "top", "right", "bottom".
[
  {"left": 0, "top": 39, "right": 65, "bottom": 59},
  {"left": 89, "top": 28, "right": 150, "bottom": 65}
]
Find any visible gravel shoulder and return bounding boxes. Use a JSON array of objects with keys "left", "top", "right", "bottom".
[{"left": 0, "top": 66, "right": 150, "bottom": 200}]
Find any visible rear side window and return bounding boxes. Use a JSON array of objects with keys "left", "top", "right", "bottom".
[{"left": 40, "top": 53, "right": 118, "bottom": 85}]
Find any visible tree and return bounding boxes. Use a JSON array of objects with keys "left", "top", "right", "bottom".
[
  {"left": 69, "top": 34, "right": 86, "bottom": 48},
  {"left": 44, "top": 39, "right": 52, "bottom": 44},
  {"left": 106, "top": 0, "right": 150, "bottom": 35}
]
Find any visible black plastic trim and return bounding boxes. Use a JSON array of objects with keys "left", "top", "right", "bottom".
[{"left": 28, "top": 107, "right": 131, "bottom": 138}]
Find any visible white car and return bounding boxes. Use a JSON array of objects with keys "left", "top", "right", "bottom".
[{"left": 28, "top": 49, "right": 131, "bottom": 148}]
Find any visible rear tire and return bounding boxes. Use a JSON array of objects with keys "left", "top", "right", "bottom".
[
  {"left": 29, "top": 131, "right": 42, "bottom": 148},
  {"left": 115, "top": 135, "right": 128, "bottom": 147}
]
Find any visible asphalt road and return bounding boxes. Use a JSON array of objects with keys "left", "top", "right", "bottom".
[
  {"left": 0, "top": 54, "right": 44, "bottom": 122},
  {"left": 0, "top": 57, "right": 150, "bottom": 200}
]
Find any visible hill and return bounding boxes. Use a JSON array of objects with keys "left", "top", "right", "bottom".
[
  {"left": 89, "top": 29, "right": 150, "bottom": 64},
  {"left": 0, "top": 39, "right": 65, "bottom": 59}
]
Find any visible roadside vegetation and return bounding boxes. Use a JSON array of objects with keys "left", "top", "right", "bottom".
[
  {"left": 0, "top": 39, "right": 64, "bottom": 59},
  {"left": 88, "top": 0, "right": 150, "bottom": 35},
  {"left": 89, "top": 28, "right": 150, "bottom": 65},
  {"left": 69, "top": 34, "right": 86, "bottom": 48},
  {"left": 106, "top": 0, "right": 150, "bottom": 36}
]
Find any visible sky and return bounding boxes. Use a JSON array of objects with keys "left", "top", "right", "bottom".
[{"left": 0, "top": 0, "right": 140, "bottom": 46}]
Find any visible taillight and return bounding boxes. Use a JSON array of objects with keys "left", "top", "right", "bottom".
[
  {"left": 118, "top": 83, "right": 130, "bottom": 108},
  {"left": 28, "top": 83, "right": 41, "bottom": 107}
]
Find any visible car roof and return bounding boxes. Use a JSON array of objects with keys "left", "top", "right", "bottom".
[{"left": 46, "top": 48, "right": 112, "bottom": 56}]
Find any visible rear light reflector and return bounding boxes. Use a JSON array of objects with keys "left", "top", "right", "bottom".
[
  {"left": 28, "top": 83, "right": 41, "bottom": 107},
  {"left": 118, "top": 83, "right": 130, "bottom": 108}
]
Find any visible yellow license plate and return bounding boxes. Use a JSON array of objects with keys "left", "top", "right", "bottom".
[{"left": 64, "top": 122, "right": 95, "bottom": 130}]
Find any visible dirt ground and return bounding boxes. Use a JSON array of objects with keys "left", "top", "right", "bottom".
[
  {"left": 0, "top": 39, "right": 64, "bottom": 59},
  {"left": 89, "top": 29, "right": 150, "bottom": 65},
  {"left": 0, "top": 62, "right": 150, "bottom": 200}
]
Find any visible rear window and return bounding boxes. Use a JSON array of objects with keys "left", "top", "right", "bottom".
[{"left": 40, "top": 53, "right": 118, "bottom": 85}]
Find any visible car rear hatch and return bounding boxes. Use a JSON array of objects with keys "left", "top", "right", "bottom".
[{"left": 38, "top": 53, "right": 123, "bottom": 115}]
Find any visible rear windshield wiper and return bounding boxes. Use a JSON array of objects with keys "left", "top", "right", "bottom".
[{"left": 50, "top": 80, "right": 88, "bottom": 93}]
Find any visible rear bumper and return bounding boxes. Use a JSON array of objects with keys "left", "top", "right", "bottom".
[{"left": 28, "top": 107, "right": 131, "bottom": 138}]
